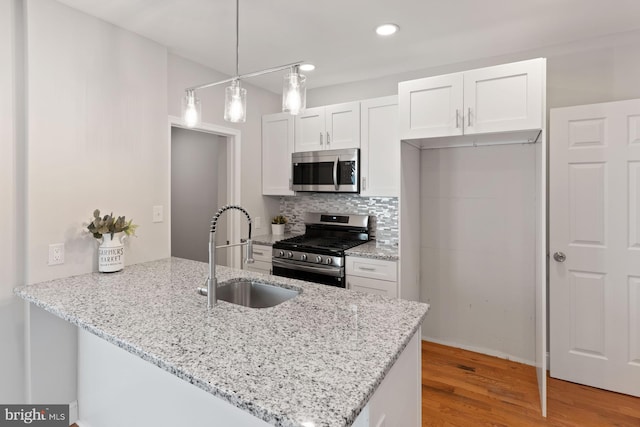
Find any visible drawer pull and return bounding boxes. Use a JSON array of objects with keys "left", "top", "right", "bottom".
[
  {"left": 253, "top": 250, "right": 264, "bottom": 255},
  {"left": 359, "top": 267, "right": 376, "bottom": 271}
]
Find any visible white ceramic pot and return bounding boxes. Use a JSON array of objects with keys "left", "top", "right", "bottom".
[
  {"left": 271, "top": 223, "right": 285, "bottom": 235},
  {"left": 98, "top": 232, "right": 126, "bottom": 273}
]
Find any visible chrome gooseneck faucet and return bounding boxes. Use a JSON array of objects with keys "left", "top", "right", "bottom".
[{"left": 203, "top": 205, "right": 254, "bottom": 309}]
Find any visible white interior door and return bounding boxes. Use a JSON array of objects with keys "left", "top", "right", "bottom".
[{"left": 550, "top": 99, "right": 640, "bottom": 397}]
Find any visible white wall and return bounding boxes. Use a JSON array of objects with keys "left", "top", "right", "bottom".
[
  {"left": 308, "top": 30, "right": 640, "bottom": 109},
  {"left": 0, "top": 0, "right": 25, "bottom": 404},
  {"left": 167, "top": 54, "right": 281, "bottom": 239},
  {"left": 26, "top": 0, "right": 169, "bottom": 285},
  {"left": 171, "top": 127, "right": 227, "bottom": 264},
  {"left": 399, "top": 143, "right": 420, "bottom": 302},
  {"left": 420, "top": 145, "right": 537, "bottom": 363},
  {"left": 21, "top": 0, "right": 169, "bottom": 405}
]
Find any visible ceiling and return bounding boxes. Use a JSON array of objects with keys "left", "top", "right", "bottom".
[{"left": 56, "top": 0, "right": 640, "bottom": 93}]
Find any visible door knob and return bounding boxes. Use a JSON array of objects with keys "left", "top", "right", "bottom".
[{"left": 553, "top": 252, "right": 566, "bottom": 262}]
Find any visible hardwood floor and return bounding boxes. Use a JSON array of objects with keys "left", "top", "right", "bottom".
[{"left": 422, "top": 341, "right": 640, "bottom": 426}]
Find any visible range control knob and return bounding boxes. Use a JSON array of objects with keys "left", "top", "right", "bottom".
[
  {"left": 287, "top": 251, "right": 294, "bottom": 259},
  {"left": 315, "top": 256, "right": 323, "bottom": 263},
  {"left": 325, "top": 258, "right": 333, "bottom": 265},
  {"left": 278, "top": 250, "right": 284, "bottom": 257},
  {"left": 300, "top": 254, "right": 307, "bottom": 261}
]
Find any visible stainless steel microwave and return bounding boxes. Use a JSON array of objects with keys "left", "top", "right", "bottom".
[{"left": 291, "top": 148, "right": 359, "bottom": 193}]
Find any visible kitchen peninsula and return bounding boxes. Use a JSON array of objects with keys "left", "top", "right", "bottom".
[{"left": 16, "top": 258, "right": 428, "bottom": 427}]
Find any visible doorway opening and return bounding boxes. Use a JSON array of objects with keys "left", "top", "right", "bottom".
[{"left": 168, "top": 117, "right": 242, "bottom": 268}]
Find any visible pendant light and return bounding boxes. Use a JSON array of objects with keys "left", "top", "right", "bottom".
[
  {"left": 224, "top": 79, "right": 247, "bottom": 123},
  {"left": 182, "top": 0, "right": 309, "bottom": 127},
  {"left": 181, "top": 90, "right": 201, "bottom": 128},
  {"left": 282, "top": 65, "right": 306, "bottom": 115}
]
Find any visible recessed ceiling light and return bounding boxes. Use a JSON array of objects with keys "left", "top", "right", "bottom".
[
  {"left": 299, "top": 63, "right": 315, "bottom": 72},
  {"left": 375, "top": 23, "right": 399, "bottom": 36}
]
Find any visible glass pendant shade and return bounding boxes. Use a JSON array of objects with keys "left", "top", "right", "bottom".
[
  {"left": 181, "top": 90, "right": 201, "bottom": 128},
  {"left": 224, "top": 80, "right": 247, "bottom": 123},
  {"left": 282, "top": 68, "right": 306, "bottom": 115}
]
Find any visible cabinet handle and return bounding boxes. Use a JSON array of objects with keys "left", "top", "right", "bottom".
[
  {"left": 467, "top": 107, "right": 472, "bottom": 127},
  {"left": 289, "top": 178, "right": 292, "bottom": 190},
  {"left": 320, "top": 132, "right": 323, "bottom": 145},
  {"left": 326, "top": 132, "right": 330, "bottom": 145},
  {"left": 253, "top": 250, "right": 264, "bottom": 255},
  {"left": 362, "top": 177, "right": 367, "bottom": 191},
  {"left": 359, "top": 266, "right": 376, "bottom": 272},
  {"left": 455, "top": 109, "right": 460, "bottom": 128}
]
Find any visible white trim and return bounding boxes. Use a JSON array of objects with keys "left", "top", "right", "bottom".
[
  {"left": 422, "top": 336, "right": 535, "bottom": 367},
  {"left": 167, "top": 116, "right": 242, "bottom": 269}
]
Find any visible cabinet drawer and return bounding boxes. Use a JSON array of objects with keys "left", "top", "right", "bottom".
[
  {"left": 345, "top": 257, "right": 397, "bottom": 282},
  {"left": 251, "top": 245, "right": 272, "bottom": 262},
  {"left": 245, "top": 260, "right": 271, "bottom": 274},
  {"left": 347, "top": 275, "right": 397, "bottom": 298}
]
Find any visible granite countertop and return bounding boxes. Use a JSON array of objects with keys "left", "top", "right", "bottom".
[
  {"left": 252, "top": 235, "right": 399, "bottom": 262},
  {"left": 15, "top": 258, "right": 427, "bottom": 427},
  {"left": 345, "top": 241, "right": 399, "bottom": 261},
  {"left": 251, "top": 233, "right": 299, "bottom": 246}
]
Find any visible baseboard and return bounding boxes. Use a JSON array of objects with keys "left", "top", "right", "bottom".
[
  {"left": 546, "top": 351, "right": 550, "bottom": 371},
  {"left": 422, "top": 336, "right": 535, "bottom": 367},
  {"left": 69, "top": 400, "right": 78, "bottom": 425}
]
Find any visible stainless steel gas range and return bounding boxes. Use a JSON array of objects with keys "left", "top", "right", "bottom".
[{"left": 271, "top": 212, "right": 370, "bottom": 287}]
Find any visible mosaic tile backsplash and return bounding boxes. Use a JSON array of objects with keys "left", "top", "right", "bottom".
[{"left": 279, "top": 194, "right": 399, "bottom": 247}]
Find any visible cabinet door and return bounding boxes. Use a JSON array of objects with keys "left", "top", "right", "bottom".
[
  {"left": 360, "top": 96, "right": 399, "bottom": 197},
  {"left": 262, "top": 113, "right": 294, "bottom": 195},
  {"left": 398, "top": 73, "right": 463, "bottom": 139},
  {"left": 294, "top": 107, "right": 325, "bottom": 152},
  {"left": 347, "top": 275, "right": 398, "bottom": 298},
  {"left": 464, "top": 58, "right": 543, "bottom": 134},
  {"left": 325, "top": 102, "right": 361, "bottom": 150}
]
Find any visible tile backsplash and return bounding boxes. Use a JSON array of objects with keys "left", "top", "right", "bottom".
[{"left": 279, "top": 194, "right": 399, "bottom": 247}]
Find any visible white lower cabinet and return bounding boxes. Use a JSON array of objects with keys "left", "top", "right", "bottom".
[
  {"left": 352, "top": 330, "right": 422, "bottom": 427},
  {"left": 346, "top": 257, "right": 398, "bottom": 298},
  {"left": 244, "top": 244, "right": 272, "bottom": 274}
]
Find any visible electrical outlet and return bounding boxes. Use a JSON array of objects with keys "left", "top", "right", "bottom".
[
  {"left": 48, "top": 243, "right": 64, "bottom": 265},
  {"left": 255, "top": 216, "right": 262, "bottom": 229},
  {"left": 153, "top": 205, "right": 163, "bottom": 223}
]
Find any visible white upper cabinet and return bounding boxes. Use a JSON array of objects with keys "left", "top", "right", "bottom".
[
  {"left": 294, "top": 102, "right": 360, "bottom": 152},
  {"left": 399, "top": 73, "right": 463, "bottom": 139},
  {"left": 262, "top": 112, "right": 294, "bottom": 196},
  {"left": 360, "top": 96, "right": 399, "bottom": 197},
  {"left": 399, "top": 58, "right": 544, "bottom": 141},
  {"left": 293, "top": 107, "right": 325, "bottom": 152},
  {"left": 464, "top": 60, "right": 543, "bottom": 134}
]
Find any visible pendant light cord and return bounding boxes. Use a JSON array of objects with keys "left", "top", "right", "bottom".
[{"left": 235, "top": 0, "right": 239, "bottom": 78}]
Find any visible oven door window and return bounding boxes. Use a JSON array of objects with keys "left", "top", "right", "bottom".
[{"left": 272, "top": 265, "right": 345, "bottom": 288}]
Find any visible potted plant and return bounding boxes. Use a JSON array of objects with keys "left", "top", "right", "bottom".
[
  {"left": 271, "top": 215, "right": 287, "bottom": 235},
  {"left": 87, "top": 209, "right": 138, "bottom": 273}
]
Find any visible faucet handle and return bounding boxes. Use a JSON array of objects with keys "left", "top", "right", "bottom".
[{"left": 245, "top": 239, "right": 255, "bottom": 264}]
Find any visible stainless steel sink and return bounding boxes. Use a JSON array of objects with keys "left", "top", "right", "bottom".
[{"left": 199, "top": 280, "right": 300, "bottom": 308}]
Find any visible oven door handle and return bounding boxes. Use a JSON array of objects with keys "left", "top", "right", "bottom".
[
  {"left": 333, "top": 155, "right": 339, "bottom": 191},
  {"left": 272, "top": 258, "right": 343, "bottom": 277}
]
